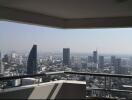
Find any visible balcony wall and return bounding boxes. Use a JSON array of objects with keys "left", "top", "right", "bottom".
[{"left": 0, "top": 80, "right": 86, "bottom": 99}]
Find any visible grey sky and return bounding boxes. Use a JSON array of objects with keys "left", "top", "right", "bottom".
[{"left": 0, "top": 20, "right": 132, "bottom": 55}]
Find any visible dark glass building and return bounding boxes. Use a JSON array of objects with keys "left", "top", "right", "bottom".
[
  {"left": 63, "top": 48, "right": 70, "bottom": 66},
  {"left": 27, "top": 45, "right": 37, "bottom": 75},
  {"left": 0, "top": 52, "right": 2, "bottom": 74},
  {"left": 2, "top": 54, "right": 9, "bottom": 63},
  {"left": 99, "top": 56, "right": 104, "bottom": 69},
  {"left": 93, "top": 50, "right": 98, "bottom": 63}
]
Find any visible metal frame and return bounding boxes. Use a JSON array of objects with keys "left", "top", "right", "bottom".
[{"left": 1, "top": 71, "right": 132, "bottom": 80}]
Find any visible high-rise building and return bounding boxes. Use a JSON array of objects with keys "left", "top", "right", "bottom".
[
  {"left": 88, "top": 56, "right": 93, "bottom": 63},
  {"left": 0, "top": 52, "right": 4, "bottom": 74},
  {"left": 63, "top": 48, "right": 70, "bottom": 66},
  {"left": 115, "top": 58, "right": 122, "bottom": 74},
  {"left": 10, "top": 52, "right": 17, "bottom": 63},
  {"left": 2, "top": 54, "right": 9, "bottom": 63},
  {"left": 111, "top": 56, "right": 116, "bottom": 66},
  {"left": 93, "top": 50, "right": 98, "bottom": 63},
  {"left": 27, "top": 45, "right": 37, "bottom": 75},
  {"left": 99, "top": 56, "right": 104, "bottom": 69},
  {"left": 0, "top": 52, "right": 2, "bottom": 73},
  {"left": 0, "top": 52, "right": 1, "bottom": 69}
]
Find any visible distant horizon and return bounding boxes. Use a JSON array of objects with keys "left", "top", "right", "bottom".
[
  {"left": 1, "top": 50, "right": 132, "bottom": 57},
  {"left": 1, "top": 20, "right": 132, "bottom": 56}
]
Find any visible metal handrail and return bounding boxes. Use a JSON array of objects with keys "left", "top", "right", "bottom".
[
  {"left": 64, "top": 71, "right": 132, "bottom": 78},
  {"left": 1, "top": 71, "right": 132, "bottom": 81},
  {"left": 1, "top": 71, "right": 132, "bottom": 96},
  {"left": 0, "top": 71, "right": 65, "bottom": 81}
]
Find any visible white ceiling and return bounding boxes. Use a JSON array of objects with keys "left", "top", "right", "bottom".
[{"left": 0, "top": 0, "right": 132, "bottom": 19}]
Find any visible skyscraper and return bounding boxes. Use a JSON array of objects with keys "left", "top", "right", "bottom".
[
  {"left": 63, "top": 48, "right": 70, "bottom": 66},
  {"left": 111, "top": 56, "right": 116, "bottom": 66},
  {"left": 115, "top": 58, "right": 122, "bottom": 74},
  {"left": 0, "top": 52, "right": 1, "bottom": 72},
  {"left": 93, "top": 50, "right": 98, "bottom": 63},
  {"left": 99, "top": 56, "right": 104, "bottom": 69},
  {"left": 27, "top": 45, "right": 37, "bottom": 75},
  {"left": 0, "top": 52, "right": 4, "bottom": 74},
  {"left": 2, "top": 54, "right": 9, "bottom": 63},
  {"left": 0, "top": 52, "right": 2, "bottom": 74},
  {"left": 88, "top": 56, "right": 93, "bottom": 63}
]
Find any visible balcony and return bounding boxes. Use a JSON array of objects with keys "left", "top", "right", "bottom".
[
  {"left": 1, "top": 71, "right": 132, "bottom": 99},
  {"left": 0, "top": 80, "right": 86, "bottom": 99},
  {"left": 0, "top": 1, "right": 132, "bottom": 100}
]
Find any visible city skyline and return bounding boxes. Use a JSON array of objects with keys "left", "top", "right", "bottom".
[{"left": 0, "top": 21, "right": 132, "bottom": 55}]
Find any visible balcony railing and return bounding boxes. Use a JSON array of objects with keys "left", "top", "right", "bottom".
[
  {"left": 1, "top": 71, "right": 132, "bottom": 80},
  {"left": 0, "top": 71, "right": 132, "bottom": 99}
]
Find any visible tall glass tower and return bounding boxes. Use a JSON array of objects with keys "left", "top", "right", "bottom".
[
  {"left": 27, "top": 45, "right": 37, "bottom": 75},
  {"left": 99, "top": 56, "right": 104, "bottom": 69},
  {"left": 93, "top": 50, "right": 98, "bottom": 63},
  {"left": 63, "top": 48, "right": 70, "bottom": 66}
]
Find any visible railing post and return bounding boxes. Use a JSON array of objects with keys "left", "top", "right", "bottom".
[
  {"left": 104, "top": 76, "right": 106, "bottom": 97},
  {"left": 109, "top": 77, "right": 111, "bottom": 97}
]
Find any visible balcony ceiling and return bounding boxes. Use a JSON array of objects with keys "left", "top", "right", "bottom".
[{"left": 0, "top": 0, "right": 132, "bottom": 28}]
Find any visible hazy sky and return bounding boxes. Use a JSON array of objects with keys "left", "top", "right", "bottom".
[{"left": 0, "top": 20, "right": 132, "bottom": 55}]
